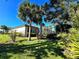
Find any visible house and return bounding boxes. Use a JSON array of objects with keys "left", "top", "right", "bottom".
[
  {"left": 42, "top": 25, "right": 56, "bottom": 36},
  {"left": 0, "top": 26, "right": 3, "bottom": 34},
  {"left": 10, "top": 25, "right": 39, "bottom": 37},
  {"left": 0, "top": 29, "right": 3, "bottom": 34}
]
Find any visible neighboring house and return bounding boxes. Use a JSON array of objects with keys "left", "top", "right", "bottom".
[
  {"left": 0, "top": 29, "right": 3, "bottom": 34},
  {"left": 9, "top": 25, "right": 39, "bottom": 37}
]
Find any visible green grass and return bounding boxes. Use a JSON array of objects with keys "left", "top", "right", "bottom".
[
  {"left": 0, "top": 34, "right": 10, "bottom": 43},
  {"left": 0, "top": 34, "right": 65, "bottom": 59}
]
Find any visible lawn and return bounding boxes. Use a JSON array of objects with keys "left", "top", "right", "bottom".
[
  {"left": 0, "top": 34, "right": 10, "bottom": 43},
  {"left": 0, "top": 34, "right": 65, "bottom": 59}
]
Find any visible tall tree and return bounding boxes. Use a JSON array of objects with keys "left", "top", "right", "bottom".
[
  {"left": 18, "top": 0, "right": 33, "bottom": 41},
  {"left": 18, "top": 0, "right": 46, "bottom": 39},
  {"left": 31, "top": 5, "right": 45, "bottom": 38}
]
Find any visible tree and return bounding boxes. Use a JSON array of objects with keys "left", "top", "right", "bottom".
[
  {"left": 18, "top": 1, "right": 33, "bottom": 41},
  {"left": 18, "top": 0, "right": 46, "bottom": 39},
  {"left": 31, "top": 5, "right": 45, "bottom": 38},
  {"left": 58, "top": 28, "right": 79, "bottom": 59},
  {"left": 0, "top": 25, "right": 10, "bottom": 33},
  {"left": 18, "top": 0, "right": 45, "bottom": 40},
  {"left": 55, "top": 1, "right": 79, "bottom": 59},
  {"left": 18, "top": 0, "right": 78, "bottom": 39},
  {"left": 69, "top": 1, "right": 79, "bottom": 29}
]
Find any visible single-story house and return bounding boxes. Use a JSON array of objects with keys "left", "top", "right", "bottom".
[
  {"left": 9, "top": 25, "right": 39, "bottom": 37},
  {"left": 0, "top": 29, "right": 3, "bottom": 34}
]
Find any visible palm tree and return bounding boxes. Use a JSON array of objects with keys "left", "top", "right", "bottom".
[
  {"left": 18, "top": 1, "right": 33, "bottom": 41},
  {"left": 31, "top": 5, "right": 45, "bottom": 38}
]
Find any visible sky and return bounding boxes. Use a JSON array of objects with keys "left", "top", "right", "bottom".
[
  {"left": 0, "top": 0, "right": 78, "bottom": 28},
  {"left": 0, "top": 0, "right": 49, "bottom": 28}
]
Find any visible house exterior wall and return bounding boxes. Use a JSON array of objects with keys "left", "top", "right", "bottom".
[
  {"left": 42, "top": 25, "right": 56, "bottom": 36},
  {"left": 10, "top": 26, "right": 26, "bottom": 36},
  {"left": 0, "top": 29, "right": 3, "bottom": 34},
  {"left": 0, "top": 29, "right": 3, "bottom": 31},
  {"left": 9, "top": 25, "right": 39, "bottom": 37}
]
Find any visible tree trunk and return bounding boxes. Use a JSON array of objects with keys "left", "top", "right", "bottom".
[
  {"left": 40, "top": 24, "right": 42, "bottom": 39},
  {"left": 25, "top": 26, "right": 28, "bottom": 37},
  {"left": 28, "top": 23, "right": 31, "bottom": 41}
]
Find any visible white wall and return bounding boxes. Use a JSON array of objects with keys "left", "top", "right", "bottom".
[
  {"left": 10, "top": 27, "right": 26, "bottom": 36},
  {"left": 0, "top": 29, "right": 3, "bottom": 31}
]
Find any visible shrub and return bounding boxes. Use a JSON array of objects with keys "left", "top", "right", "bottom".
[
  {"left": 0, "top": 34, "right": 10, "bottom": 43},
  {"left": 57, "top": 28, "right": 79, "bottom": 59}
]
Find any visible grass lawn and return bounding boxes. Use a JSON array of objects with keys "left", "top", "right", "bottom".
[
  {"left": 0, "top": 34, "right": 10, "bottom": 43},
  {"left": 0, "top": 34, "right": 65, "bottom": 59}
]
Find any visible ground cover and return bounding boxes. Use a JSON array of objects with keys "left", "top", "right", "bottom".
[{"left": 0, "top": 34, "right": 64, "bottom": 59}]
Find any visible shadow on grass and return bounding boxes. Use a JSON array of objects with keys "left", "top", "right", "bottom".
[{"left": 0, "top": 40, "right": 66, "bottom": 59}]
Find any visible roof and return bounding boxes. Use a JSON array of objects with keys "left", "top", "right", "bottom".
[{"left": 13, "top": 24, "right": 39, "bottom": 29}]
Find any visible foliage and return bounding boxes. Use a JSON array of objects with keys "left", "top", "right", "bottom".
[
  {"left": 10, "top": 31, "right": 17, "bottom": 42},
  {"left": 58, "top": 28, "right": 79, "bottom": 59},
  {"left": 18, "top": 1, "right": 45, "bottom": 39},
  {"left": 71, "top": 15, "right": 79, "bottom": 29},
  {"left": 0, "top": 25, "right": 10, "bottom": 33},
  {"left": 18, "top": 0, "right": 79, "bottom": 58},
  {"left": 0, "top": 34, "right": 10, "bottom": 43},
  {"left": 0, "top": 39, "right": 64, "bottom": 59}
]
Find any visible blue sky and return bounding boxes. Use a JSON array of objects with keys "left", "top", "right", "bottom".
[
  {"left": 0, "top": 0, "right": 78, "bottom": 28},
  {"left": 0, "top": 0, "right": 22, "bottom": 27},
  {"left": 0, "top": 0, "right": 49, "bottom": 28}
]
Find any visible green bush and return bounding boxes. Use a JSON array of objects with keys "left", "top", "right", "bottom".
[
  {"left": 0, "top": 34, "right": 10, "bottom": 43},
  {"left": 57, "top": 28, "right": 79, "bottom": 59}
]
